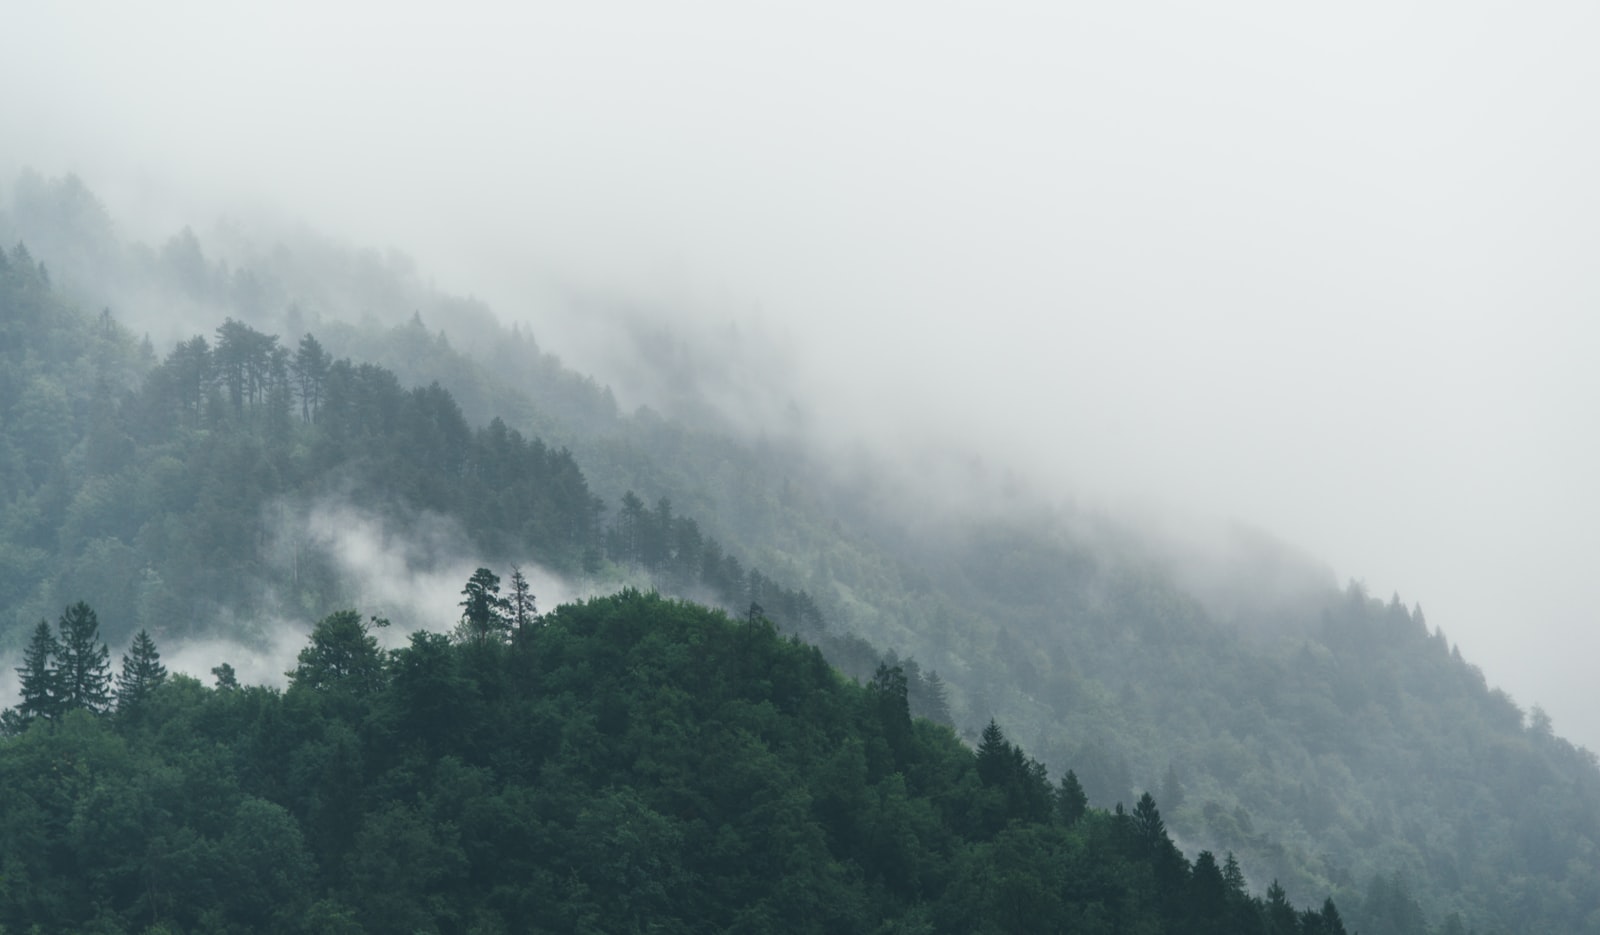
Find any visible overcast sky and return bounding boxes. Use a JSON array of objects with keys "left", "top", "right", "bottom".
[{"left": 4, "top": 2, "right": 1599, "bottom": 748}]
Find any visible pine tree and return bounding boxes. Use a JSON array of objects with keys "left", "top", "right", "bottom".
[
  {"left": 976, "top": 719, "right": 1012, "bottom": 787},
  {"left": 919, "top": 670, "right": 952, "bottom": 726},
  {"left": 1265, "top": 881, "right": 1299, "bottom": 934},
  {"left": 16, "top": 619, "right": 62, "bottom": 722},
  {"left": 869, "top": 663, "right": 912, "bottom": 764},
  {"left": 1056, "top": 769, "right": 1088, "bottom": 826},
  {"left": 212, "top": 662, "right": 240, "bottom": 690},
  {"left": 456, "top": 567, "right": 510, "bottom": 646},
  {"left": 1222, "top": 851, "right": 1247, "bottom": 901},
  {"left": 1131, "top": 791, "right": 1168, "bottom": 853},
  {"left": 115, "top": 629, "right": 167, "bottom": 711},
  {"left": 56, "top": 602, "right": 111, "bottom": 714},
  {"left": 1319, "top": 898, "right": 1348, "bottom": 935},
  {"left": 507, "top": 566, "right": 537, "bottom": 636}
]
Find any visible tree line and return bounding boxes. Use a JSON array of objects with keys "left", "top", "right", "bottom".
[{"left": 1, "top": 587, "right": 1352, "bottom": 933}]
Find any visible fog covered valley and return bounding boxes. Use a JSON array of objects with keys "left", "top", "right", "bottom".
[{"left": 0, "top": 174, "right": 1595, "bottom": 933}]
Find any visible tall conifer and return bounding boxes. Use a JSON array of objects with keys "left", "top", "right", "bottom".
[
  {"left": 115, "top": 629, "right": 167, "bottom": 711},
  {"left": 17, "top": 619, "right": 62, "bottom": 721},
  {"left": 56, "top": 602, "right": 111, "bottom": 714}
]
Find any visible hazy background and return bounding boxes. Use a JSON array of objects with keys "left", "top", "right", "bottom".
[{"left": 3, "top": 3, "right": 1598, "bottom": 747}]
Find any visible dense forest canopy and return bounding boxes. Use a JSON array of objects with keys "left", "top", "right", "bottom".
[
  {"left": 2, "top": 587, "right": 1351, "bottom": 934},
  {"left": 2, "top": 174, "right": 1597, "bottom": 934}
]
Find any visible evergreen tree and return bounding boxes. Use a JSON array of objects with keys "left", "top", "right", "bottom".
[
  {"left": 1265, "top": 880, "right": 1299, "bottom": 934},
  {"left": 976, "top": 719, "right": 1011, "bottom": 787},
  {"left": 456, "top": 567, "right": 510, "bottom": 646},
  {"left": 1056, "top": 769, "right": 1088, "bottom": 827},
  {"left": 115, "top": 629, "right": 167, "bottom": 711},
  {"left": 213, "top": 662, "right": 240, "bottom": 691},
  {"left": 293, "top": 332, "right": 331, "bottom": 423},
  {"left": 1222, "top": 851, "right": 1247, "bottom": 901},
  {"left": 869, "top": 663, "right": 913, "bottom": 764},
  {"left": 1189, "top": 851, "right": 1228, "bottom": 932},
  {"left": 56, "top": 602, "right": 111, "bottom": 714},
  {"left": 1131, "top": 791, "right": 1168, "bottom": 853},
  {"left": 614, "top": 491, "right": 646, "bottom": 565},
  {"left": 507, "top": 565, "right": 537, "bottom": 636},
  {"left": 1320, "top": 898, "right": 1348, "bottom": 935},
  {"left": 917, "top": 669, "right": 952, "bottom": 726},
  {"left": 16, "top": 619, "right": 62, "bottom": 722}
]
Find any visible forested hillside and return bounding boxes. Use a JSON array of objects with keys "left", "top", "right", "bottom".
[
  {"left": 4, "top": 173, "right": 1599, "bottom": 933},
  {"left": 1, "top": 589, "right": 1356, "bottom": 933}
]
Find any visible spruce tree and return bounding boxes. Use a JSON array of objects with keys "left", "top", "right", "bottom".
[
  {"left": 1057, "top": 769, "right": 1088, "bottom": 826},
  {"left": 56, "top": 602, "right": 111, "bottom": 714},
  {"left": 1265, "top": 881, "right": 1299, "bottom": 934},
  {"left": 976, "top": 719, "right": 1011, "bottom": 787},
  {"left": 457, "top": 567, "right": 510, "bottom": 646},
  {"left": 1222, "top": 851, "right": 1247, "bottom": 901},
  {"left": 919, "top": 670, "right": 952, "bottom": 726},
  {"left": 16, "top": 619, "right": 62, "bottom": 722},
  {"left": 507, "top": 566, "right": 537, "bottom": 636},
  {"left": 115, "top": 629, "right": 167, "bottom": 711},
  {"left": 1131, "top": 791, "right": 1168, "bottom": 852},
  {"left": 869, "top": 664, "right": 913, "bottom": 765},
  {"left": 1319, "top": 898, "right": 1347, "bottom": 935}
]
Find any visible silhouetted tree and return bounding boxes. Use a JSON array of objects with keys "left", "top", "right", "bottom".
[
  {"left": 1057, "top": 769, "right": 1088, "bottom": 826},
  {"left": 293, "top": 332, "right": 331, "bottom": 423},
  {"left": 16, "top": 619, "right": 62, "bottom": 722},
  {"left": 115, "top": 629, "right": 167, "bottom": 711},
  {"left": 457, "top": 567, "right": 510, "bottom": 646},
  {"left": 1265, "top": 881, "right": 1298, "bottom": 934},
  {"left": 212, "top": 662, "right": 240, "bottom": 691},
  {"left": 977, "top": 720, "right": 1011, "bottom": 787},
  {"left": 507, "top": 565, "right": 537, "bottom": 636},
  {"left": 869, "top": 663, "right": 913, "bottom": 764},
  {"left": 56, "top": 602, "right": 111, "bottom": 714}
]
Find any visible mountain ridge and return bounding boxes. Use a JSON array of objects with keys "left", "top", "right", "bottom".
[{"left": 2, "top": 171, "right": 1594, "bottom": 934}]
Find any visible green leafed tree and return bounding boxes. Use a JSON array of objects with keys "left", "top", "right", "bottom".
[
  {"left": 114, "top": 628, "right": 167, "bottom": 711},
  {"left": 56, "top": 601, "right": 111, "bottom": 714},
  {"left": 290, "top": 610, "right": 387, "bottom": 695}
]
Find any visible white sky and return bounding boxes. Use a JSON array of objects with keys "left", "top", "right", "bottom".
[{"left": 4, "top": 2, "right": 1599, "bottom": 747}]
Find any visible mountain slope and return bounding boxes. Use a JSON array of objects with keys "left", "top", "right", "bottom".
[
  {"left": 3, "top": 173, "right": 1596, "bottom": 933},
  {"left": 1, "top": 590, "right": 1351, "bottom": 934}
]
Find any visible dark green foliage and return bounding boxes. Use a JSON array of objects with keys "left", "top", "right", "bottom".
[
  {"left": 1057, "top": 769, "right": 1088, "bottom": 827},
  {"left": 506, "top": 564, "right": 536, "bottom": 636},
  {"left": 56, "top": 601, "right": 112, "bottom": 714},
  {"left": 976, "top": 719, "right": 1011, "bottom": 787},
  {"left": 288, "top": 610, "right": 387, "bottom": 695},
  {"left": 0, "top": 591, "right": 1347, "bottom": 933},
  {"left": 212, "top": 661, "right": 239, "bottom": 690},
  {"left": 456, "top": 566, "right": 510, "bottom": 646},
  {"left": 113, "top": 628, "right": 166, "bottom": 711},
  {"left": 4, "top": 179, "right": 1597, "bottom": 934},
  {"left": 15, "top": 619, "right": 62, "bottom": 722}
]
